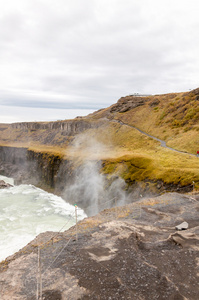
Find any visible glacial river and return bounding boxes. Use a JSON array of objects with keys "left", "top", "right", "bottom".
[{"left": 0, "top": 175, "right": 87, "bottom": 262}]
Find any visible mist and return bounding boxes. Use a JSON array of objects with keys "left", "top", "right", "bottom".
[{"left": 62, "top": 134, "right": 127, "bottom": 216}]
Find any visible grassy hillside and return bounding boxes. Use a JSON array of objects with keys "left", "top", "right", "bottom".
[
  {"left": 72, "top": 122, "right": 199, "bottom": 190},
  {"left": 0, "top": 88, "right": 199, "bottom": 190},
  {"left": 102, "top": 89, "right": 199, "bottom": 154}
]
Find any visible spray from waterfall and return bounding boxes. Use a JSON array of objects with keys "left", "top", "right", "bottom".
[{"left": 62, "top": 133, "right": 127, "bottom": 216}]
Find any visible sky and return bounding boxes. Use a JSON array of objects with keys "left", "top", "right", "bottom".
[{"left": 0, "top": 0, "right": 199, "bottom": 123}]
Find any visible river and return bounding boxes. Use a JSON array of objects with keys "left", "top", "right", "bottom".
[{"left": 0, "top": 175, "right": 87, "bottom": 262}]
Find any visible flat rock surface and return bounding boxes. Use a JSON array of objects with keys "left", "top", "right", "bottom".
[{"left": 0, "top": 192, "right": 199, "bottom": 299}]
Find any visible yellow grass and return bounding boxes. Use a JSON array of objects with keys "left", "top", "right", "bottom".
[
  {"left": 0, "top": 89, "right": 198, "bottom": 189},
  {"left": 116, "top": 91, "right": 199, "bottom": 154}
]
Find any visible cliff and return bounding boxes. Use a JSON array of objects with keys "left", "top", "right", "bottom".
[
  {"left": 1, "top": 88, "right": 199, "bottom": 153},
  {"left": 0, "top": 145, "right": 197, "bottom": 216},
  {"left": 0, "top": 145, "right": 66, "bottom": 190},
  {"left": 1, "top": 88, "right": 199, "bottom": 216},
  {"left": 11, "top": 118, "right": 93, "bottom": 133},
  {"left": 0, "top": 89, "right": 199, "bottom": 298}
]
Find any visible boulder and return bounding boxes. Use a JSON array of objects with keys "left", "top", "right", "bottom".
[
  {"left": 110, "top": 96, "right": 148, "bottom": 113},
  {"left": 0, "top": 180, "right": 13, "bottom": 189},
  {"left": 175, "top": 221, "right": 189, "bottom": 230}
]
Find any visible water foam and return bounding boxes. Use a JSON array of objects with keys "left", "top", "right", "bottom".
[{"left": 0, "top": 176, "right": 86, "bottom": 262}]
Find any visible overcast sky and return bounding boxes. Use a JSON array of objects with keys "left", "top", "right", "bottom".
[{"left": 0, "top": 0, "right": 199, "bottom": 122}]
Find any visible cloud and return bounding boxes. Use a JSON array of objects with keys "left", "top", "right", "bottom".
[{"left": 0, "top": 0, "right": 199, "bottom": 122}]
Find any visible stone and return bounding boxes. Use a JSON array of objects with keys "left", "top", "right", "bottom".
[
  {"left": 110, "top": 96, "right": 148, "bottom": 113},
  {"left": 175, "top": 221, "right": 189, "bottom": 230},
  {"left": 0, "top": 180, "right": 13, "bottom": 189}
]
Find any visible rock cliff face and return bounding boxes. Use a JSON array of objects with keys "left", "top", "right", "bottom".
[
  {"left": 0, "top": 146, "right": 82, "bottom": 209},
  {"left": 0, "top": 145, "right": 194, "bottom": 211},
  {"left": 11, "top": 119, "right": 94, "bottom": 135},
  {"left": 110, "top": 95, "right": 149, "bottom": 113},
  {"left": 1, "top": 118, "right": 106, "bottom": 146},
  {"left": 0, "top": 146, "right": 65, "bottom": 188},
  {"left": 0, "top": 146, "right": 27, "bottom": 165}
]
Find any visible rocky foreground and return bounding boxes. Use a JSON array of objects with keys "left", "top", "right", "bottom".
[{"left": 0, "top": 192, "right": 199, "bottom": 299}]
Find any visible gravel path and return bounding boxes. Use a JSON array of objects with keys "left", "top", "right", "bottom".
[{"left": 114, "top": 119, "right": 196, "bottom": 157}]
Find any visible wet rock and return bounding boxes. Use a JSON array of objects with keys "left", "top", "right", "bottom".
[{"left": 0, "top": 180, "right": 13, "bottom": 189}]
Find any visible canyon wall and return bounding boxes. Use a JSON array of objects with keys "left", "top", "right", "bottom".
[
  {"left": 0, "top": 146, "right": 28, "bottom": 165},
  {"left": 1, "top": 119, "right": 106, "bottom": 146},
  {"left": 0, "top": 146, "right": 66, "bottom": 189},
  {"left": 11, "top": 118, "right": 101, "bottom": 135},
  {"left": 0, "top": 145, "right": 194, "bottom": 213}
]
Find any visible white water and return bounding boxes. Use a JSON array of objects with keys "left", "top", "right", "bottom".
[{"left": 0, "top": 175, "right": 87, "bottom": 262}]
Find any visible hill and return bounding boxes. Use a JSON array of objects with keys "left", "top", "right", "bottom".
[
  {"left": 91, "top": 88, "right": 199, "bottom": 154},
  {"left": 0, "top": 88, "right": 199, "bottom": 193}
]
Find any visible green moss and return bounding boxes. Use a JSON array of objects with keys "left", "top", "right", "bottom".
[
  {"left": 185, "top": 108, "right": 196, "bottom": 120},
  {"left": 102, "top": 154, "right": 199, "bottom": 189},
  {"left": 103, "top": 155, "right": 154, "bottom": 184},
  {"left": 159, "top": 111, "right": 167, "bottom": 120}
]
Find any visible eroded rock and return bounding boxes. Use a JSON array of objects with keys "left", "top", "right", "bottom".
[{"left": 110, "top": 95, "right": 148, "bottom": 113}]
